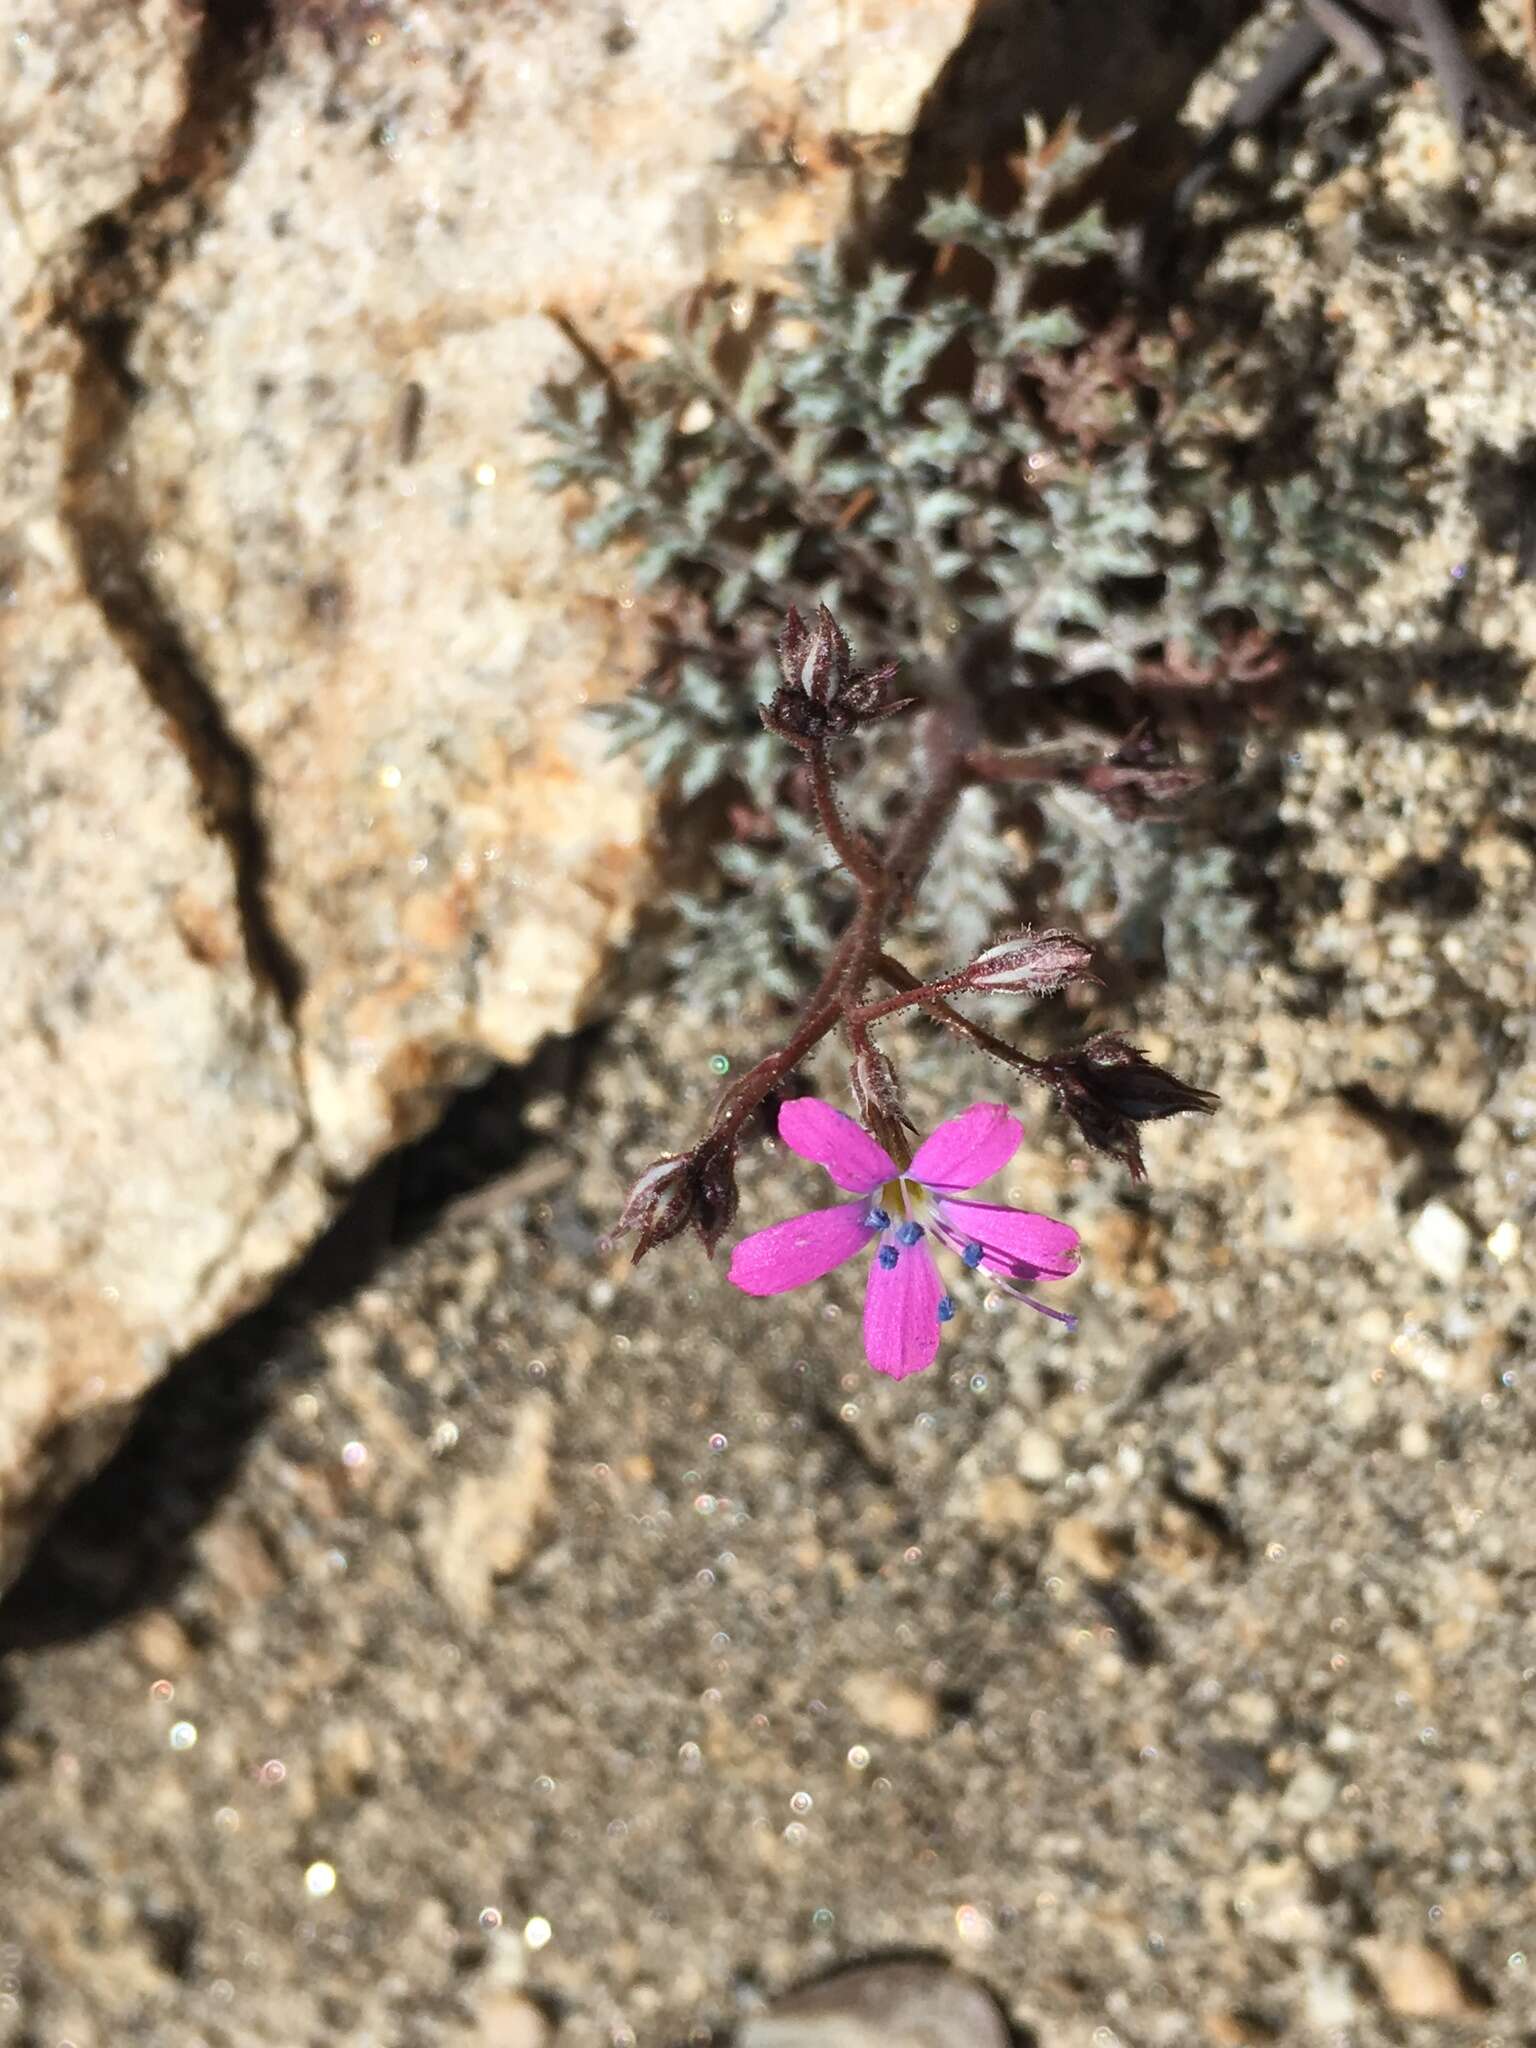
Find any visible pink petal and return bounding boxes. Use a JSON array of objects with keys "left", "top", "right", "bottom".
[
  {"left": 777, "top": 1098, "right": 896, "bottom": 1194},
  {"left": 936, "top": 1198, "right": 1081, "bottom": 1279},
  {"left": 862, "top": 1238, "right": 945, "bottom": 1379},
  {"left": 908, "top": 1101, "right": 1023, "bottom": 1194},
  {"left": 728, "top": 1201, "right": 872, "bottom": 1296}
]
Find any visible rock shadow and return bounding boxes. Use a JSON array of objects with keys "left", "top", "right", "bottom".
[
  {"left": 899, "top": 0, "right": 1251, "bottom": 203},
  {"left": 0, "top": 1033, "right": 595, "bottom": 1655}
]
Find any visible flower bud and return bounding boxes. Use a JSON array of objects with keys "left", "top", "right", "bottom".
[
  {"left": 764, "top": 605, "right": 912, "bottom": 748},
  {"left": 611, "top": 1137, "right": 740, "bottom": 1263},
  {"left": 960, "top": 928, "right": 1094, "bottom": 996},
  {"left": 1042, "top": 1033, "right": 1217, "bottom": 1179},
  {"left": 778, "top": 601, "right": 850, "bottom": 704},
  {"left": 1079, "top": 755, "right": 1204, "bottom": 815},
  {"left": 848, "top": 1041, "right": 914, "bottom": 1159},
  {"left": 1077, "top": 722, "right": 1203, "bottom": 821},
  {"left": 690, "top": 1139, "right": 740, "bottom": 1258},
  {"left": 612, "top": 1152, "right": 696, "bottom": 1261}
]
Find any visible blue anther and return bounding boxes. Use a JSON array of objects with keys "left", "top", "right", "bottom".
[
  {"left": 961, "top": 1241, "right": 984, "bottom": 1269},
  {"left": 863, "top": 1206, "right": 891, "bottom": 1231},
  {"left": 896, "top": 1220, "right": 924, "bottom": 1246},
  {"left": 877, "top": 1244, "right": 900, "bottom": 1270},
  {"left": 937, "top": 1295, "right": 957, "bottom": 1323}
]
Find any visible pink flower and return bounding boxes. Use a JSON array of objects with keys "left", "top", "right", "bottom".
[{"left": 728, "top": 1099, "right": 1081, "bottom": 1380}]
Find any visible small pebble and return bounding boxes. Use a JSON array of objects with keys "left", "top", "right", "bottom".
[
  {"left": 1407, "top": 1201, "right": 1472, "bottom": 1286},
  {"left": 1016, "top": 1428, "right": 1064, "bottom": 1486}
]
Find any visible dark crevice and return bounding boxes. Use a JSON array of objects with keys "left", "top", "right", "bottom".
[
  {"left": 1163, "top": 1471, "right": 1248, "bottom": 1562},
  {"left": 0, "top": 1044, "right": 587, "bottom": 1656},
  {"left": 892, "top": 0, "right": 1251, "bottom": 231},
  {"left": 388, "top": 1030, "right": 601, "bottom": 1247},
  {"left": 1088, "top": 1577, "right": 1161, "bottom": 1667},
  {"left": 53, "top": 1, "right": 303, "bottom": 1021}
]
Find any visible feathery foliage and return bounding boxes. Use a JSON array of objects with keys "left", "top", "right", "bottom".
[{"left": 532, "top": 120, "right": 1417, "bottom": 1016}]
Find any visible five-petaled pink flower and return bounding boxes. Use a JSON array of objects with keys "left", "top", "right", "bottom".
[{"left": 728, "top": 1099, "right": 1080, "bottom": 1379}]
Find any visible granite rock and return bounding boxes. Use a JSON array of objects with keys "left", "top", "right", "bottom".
[{"left": 0, "top": 0, "right": 978, "bottom": 1580}]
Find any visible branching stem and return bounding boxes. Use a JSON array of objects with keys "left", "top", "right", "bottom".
[
  {"left": 874, "top": 952, "right": 1049, "bottom": 1079},
  {"left": 613, "top": 601, "right": 1216, "bottom": 1261},
  {"left": 696, "top": 683, "right": 1047, "bottom": 1158}
]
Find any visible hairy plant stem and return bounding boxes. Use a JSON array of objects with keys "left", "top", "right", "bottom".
[
  {"left": 806, "top": 743, "right": 879, "bottom": 887},
  {"left": 850, "top": 977, "right": 970, "bottom": 1026},
  {"left": 874, "top": 953, "right": 1049, "bottom": 1080},
  {"left": 616, "top": 602, "right": 1220, "bottom": 1262},
  {"left": 693, "top": 683, "right": 1015, "bottom": 1168},
  {"left": 965, "top": 741, "right": 1103, "bottom": 784},
  {"left": 690, "top": 712, "right": 948, "bottom": 1152}
]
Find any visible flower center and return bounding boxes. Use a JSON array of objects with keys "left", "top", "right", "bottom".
[{"left": 878, "top": 1176, "right": 928, "bottom": 1226}]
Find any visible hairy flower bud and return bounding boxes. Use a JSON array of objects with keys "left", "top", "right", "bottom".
[
  {"left": 689, "top": 1138, "right": 741, "bottom": 1258},
  {"left": 1042, "top": 1033, "right": 1218, "bottom": 1179},
  {"left": 1079, "top": 755, "right": 1204, "bottom": 816},
  {"left": 959, "top": 928, "right": 1094, "bottom": 996},
  {"left": 612, "top": 1152, "right": 696, "bottom": 1261},
  {"left": 612, "top": 1138, "right": 740, "bottom": 1263},
  {"left": 778, "top": 601, "right": 851, "bottom": 705},
  {"left": 764, "top": 604, "right": 911, "bottom": 748},
  {"left": 848, "top": 1040, "right": 914, "bottom": 1159},
  {"left": 1076, "top": 721, "right": 1203, "bottom": 821}
]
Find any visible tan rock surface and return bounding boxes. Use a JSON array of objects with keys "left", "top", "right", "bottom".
[
  {"left": 0, "top": 0, "right": 977, "bottom": 1579},
  {"left": 0, "top": 0, "right": 318, "bottom": 1565}
]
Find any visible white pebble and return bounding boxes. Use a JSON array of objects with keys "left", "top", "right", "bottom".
[
  {"left": 1016, "top": 1428, "right": 1064, "bottom": 1486},
  {"left": 1408, "top": 1201, "right": 1472, "bottom": 1286}
]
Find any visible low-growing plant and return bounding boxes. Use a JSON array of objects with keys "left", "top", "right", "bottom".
[{"left": 532, "top": 120, "right": 1416, "bottom": 1376}]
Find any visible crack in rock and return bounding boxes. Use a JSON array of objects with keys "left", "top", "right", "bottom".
[{"left": 53, "top": 0, "right": 306, "bottom": 1030}]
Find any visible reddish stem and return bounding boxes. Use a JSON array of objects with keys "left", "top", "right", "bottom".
[
  {"left": 848, "top": 974, "right": 970, "bottom": 1025},
  {"left": 679, "top": 675, "right": 1057, "bottom": 1195},
  {"left": 873, "top": 952, "right": 1049, "bottom": 1079},
  {"left": 965, "top": 743, "right": 1104, "bottom": 785},
  {"left": 807, "top": 741, "right": 879, "bottom": 888}
]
